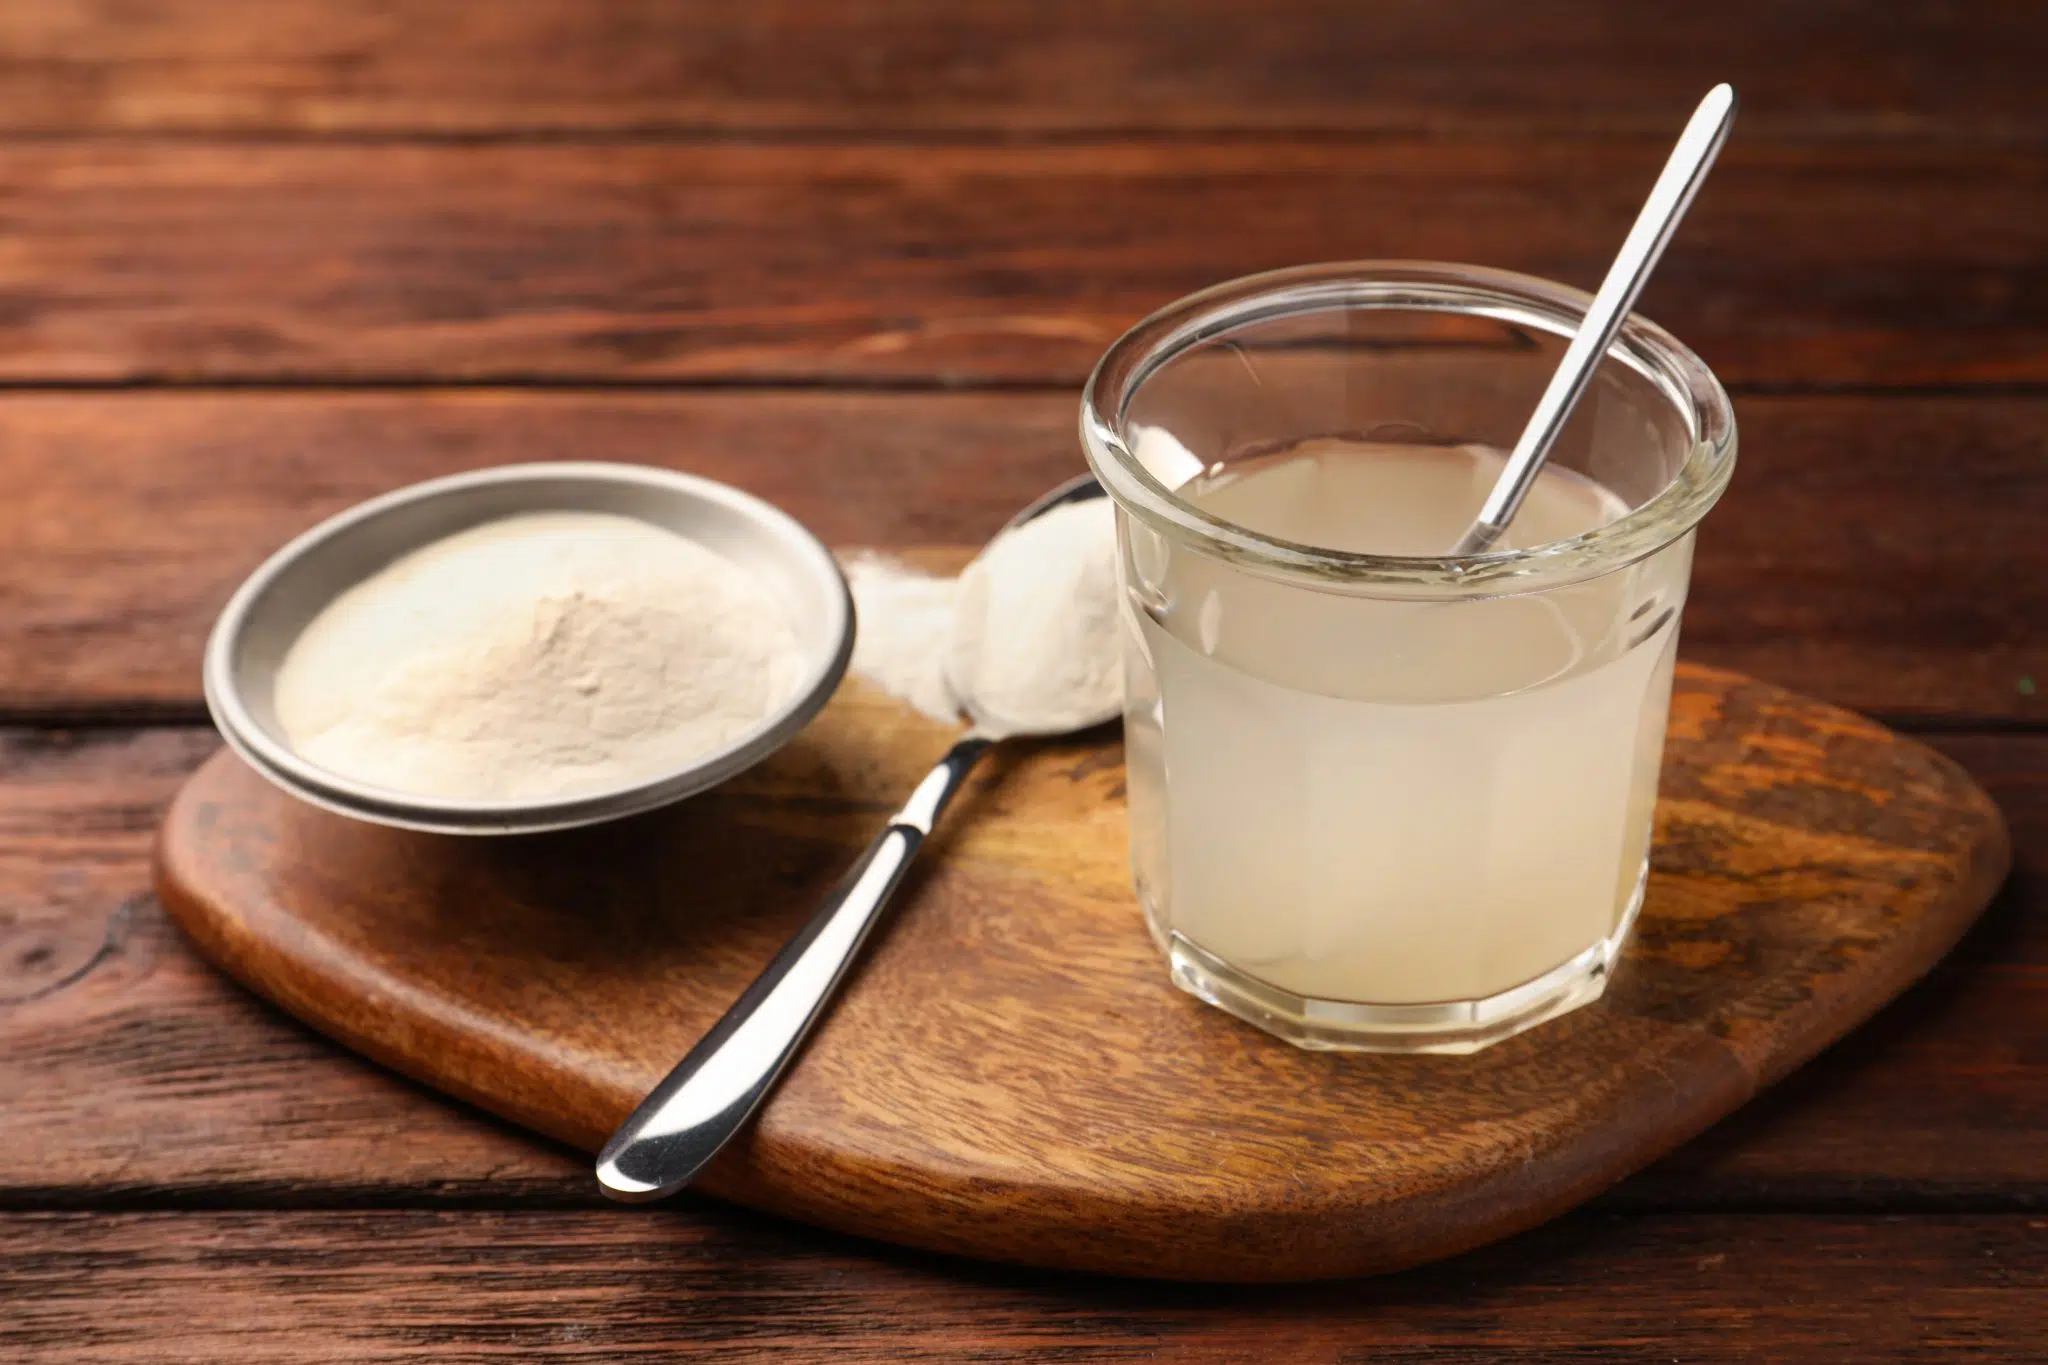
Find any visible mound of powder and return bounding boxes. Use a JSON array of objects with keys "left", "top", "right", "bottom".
[
  {"left": 948, "top": 498, "right": 1123, "bottom": 734},
  {"left": 844, "top": 497, "right": 1122, "bottom": 736},
  {"left": 274, "top": 511, "right": 804, "bottom": 803},
  {"left": 843, "top": 554, "right": 961, "bottom": 723}
]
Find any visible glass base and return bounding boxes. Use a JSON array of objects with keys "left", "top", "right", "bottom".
[{"left": 1160, "top": 872, "right": 1646, "bottom": 1055}]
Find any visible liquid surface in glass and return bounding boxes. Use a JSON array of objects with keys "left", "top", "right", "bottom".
[{"left": 1122, "top": 440, "right": 1682, "bottom": 1007}]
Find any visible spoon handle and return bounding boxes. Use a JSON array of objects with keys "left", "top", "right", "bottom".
[
  {"left": 1455, "top": 84, "right": 1736, "bottom": 555},
  {"left": 595, "top": 734, "right": 995, "bottom": 1202}
]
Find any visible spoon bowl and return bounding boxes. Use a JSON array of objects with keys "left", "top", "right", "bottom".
[{"left": 948, "top": 473, "right": 1121, "bottom": 739}]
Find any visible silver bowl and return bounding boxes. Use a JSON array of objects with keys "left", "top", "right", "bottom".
[{"left": 203, "top": 462, "right": 854, "bottom": 835}]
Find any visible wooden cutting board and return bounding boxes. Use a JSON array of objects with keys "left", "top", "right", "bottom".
[{"left": 156, "top": 661, "right": 2009, "bottom": 1281}]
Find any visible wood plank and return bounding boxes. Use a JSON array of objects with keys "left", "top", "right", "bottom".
[
  {"left": 146, "top": 665, "right": 2011, "bottom": 1280},
  {"left": 1632, "top": 733, "right": 2048, "bottom": 1207},
  {"left": 2, "top": 1210, "right": 2043, "bottom": 1360},
  {"left": 0, "top": 728, "right": 586, "bottom": 1203},
  {"left": 1, "top": 1, "right": 2040, "bottom": 140},
  {"left": 1, "top": 391, "right": 2040, "bottom": 722},
  {"left": 1, "top": 727, "right": 2043, "bottom": 1209},
  {"left": 0, "top": 139, "right": 2034, "bottom": 387}
]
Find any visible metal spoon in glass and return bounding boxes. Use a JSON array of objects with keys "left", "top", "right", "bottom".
[
  {"left": 1453, "top": 83, "right": 1736, "bottom": 555},
  {"left": 595, "top": 475, "right": 1114, "bottom": 1202}
]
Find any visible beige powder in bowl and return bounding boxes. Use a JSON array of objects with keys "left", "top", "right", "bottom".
[{"left": 273, "top": 510, "right": 804, "bottom": 803}]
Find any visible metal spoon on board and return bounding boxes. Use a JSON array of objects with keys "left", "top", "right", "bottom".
[
  {"left": 1453, "top": 83, "right": 1736, "bottom": 555},
  {"left": 595, "top": 474, "right": 1115, "bottom": 1203}
]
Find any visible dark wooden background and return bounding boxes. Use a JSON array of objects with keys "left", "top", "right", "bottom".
[{"left": 1, "top": 2, "right": 2042, "bottom": 1358}]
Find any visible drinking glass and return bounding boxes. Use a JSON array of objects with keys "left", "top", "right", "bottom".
[{"left": 1080, "top": 262, "right": 1737, "bottom": 1052}]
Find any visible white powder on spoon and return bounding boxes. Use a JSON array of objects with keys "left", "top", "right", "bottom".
[
  {"left": 948, "top": 497, "right": 1123, "bottom": 734},
  {"left": 845, "top": 496, "right": 1123, "bottom": 735},
  {"left": 274, "top": 511, "right": 804, "bottom": 803}
]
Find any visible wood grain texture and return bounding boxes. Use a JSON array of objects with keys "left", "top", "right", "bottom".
[
  {"left": 152, "top": 666, "right": 2009, "bottom": 1279},
  {"left": 0, "top": 139, "right": 2034, "bottom": 386},
  {"left": 0, "top": 728, "right": 584, "bottom": 1204},
  {"left": 4, "top": 1, "right": 2042, "bottom": 139},
  {"left": 1630, "top": 730, "right": 2048, "bottom": 1209},
  {"left": 5, "top": 1210, "right": 2045, "bottom": 1361},
  {"left": 2, "top": 727, "right": 2040, "bottom": 1211},
  {"left": 3, "top": 391, "right": 2042, "bottom": 722}
]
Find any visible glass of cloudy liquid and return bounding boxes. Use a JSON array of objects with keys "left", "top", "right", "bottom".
[{"left": 1080, "top": 262, "right": 1737, "bottom": 1053}]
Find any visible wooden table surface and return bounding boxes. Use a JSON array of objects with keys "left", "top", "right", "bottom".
[{"left": 1, "top": 3, "right": 2041, "bottom": 1358}]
